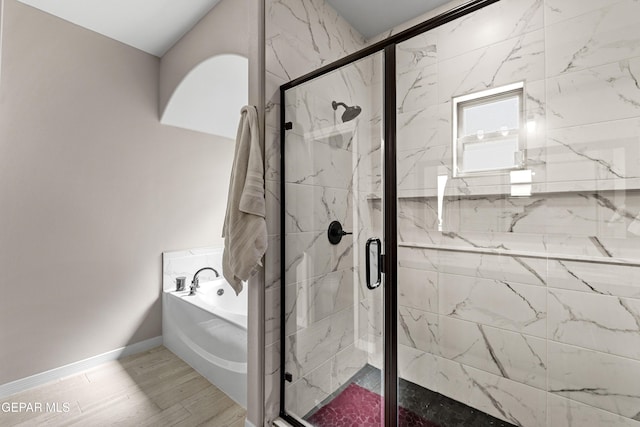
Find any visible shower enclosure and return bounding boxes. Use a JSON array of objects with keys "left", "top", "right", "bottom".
[{"left": 280, "top": 0, "right": 640, "bottom": 426}]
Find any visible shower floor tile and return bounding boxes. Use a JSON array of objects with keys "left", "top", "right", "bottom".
[{"left": 304, "top": 364, "right": 515, "bottom": 427}]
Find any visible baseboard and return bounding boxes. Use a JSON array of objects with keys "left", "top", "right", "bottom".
[
  {"left": 0, "top": 336, "right": 163, "bottom": 399},
  {"left": 245, "top": 420, "right": 257, "bottom": 427}
]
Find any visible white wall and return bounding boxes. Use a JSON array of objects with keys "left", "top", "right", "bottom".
[{"left": 0, "top": 0, "right": 234, "bottom": 385}]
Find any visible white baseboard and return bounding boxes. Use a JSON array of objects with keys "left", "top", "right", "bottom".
[
  {"left": 0, "top": 336, "right": 163, "bottom": 399},
  {"left": 245, "top": 420, "right": 257, "bottom": 427}
]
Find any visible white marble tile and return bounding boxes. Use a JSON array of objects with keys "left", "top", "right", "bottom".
[
  {"left": 548, "top": 393, "right": 640, "bottom": 427},
  {"left": 546, "top": 58, "right": 640, "bottom": 130},
  {"left": 264, "top": 234, "right": 281, "bottom": 289},
  {"left": 546, "top": 0, "right": 640, "bottom": 77},
  {"left": 544, "top": 0, "right": 626, "bottom": 26},
  {"left": 549, "top": 288, "right": 640, "bottom": 360},
  {"left": 438, "top": 29, "right": 545, "bottom": 103},
  {"left": 548, "top": 341, "right": 640, "bottom": 420},
  {"left": 284, "top": 269, "right": 354, "bottom": 335},
  {"left": 436, "top": 249, "right": 548, "bottom": 287},
  {"left": 266, "top": 0, "right": 365, "bottom": 81},
  {"left": 265, "top": 285, "right": 281, "bottom": 347},
  {"left": 397, "top": 198, "right": 439, "bottom": 243},
  {"left": 546, "top": 119, "right": 640, "bottom": 183},
  {"left": 285, "top": 306, "right": 356, "bottom": 380},
  {"left": 264, "top": 341, "right": 281, "bottom": 425},
  {"left": 287, "top": 359, "right": 332, "bottom": 417},
  {"left": 265, "top": 126, "right": 281, "bottom": 183},
  {"left": 265, "top": 180, "right": 281, "bottom": 237},
  {"left": 439, "top": 273, "right": 547, "bottom": 337},
  {"left": 398, "top": 266, "right": 438, "bottom": 313},
  {"left": 398, "top": 306, "right": 439, "bottom": 354},
  {"left": 284, "top": 183, "right": 352, "bottom": 234},
  {"left": 284, "top": 230, "right": 353, "bottom": 286},
  {"left": 396, "top": 104, "right": 441, "bottom": 152},
  {"left": 397, "top": 62, "right": 438, "bottom": 114},
  {"left": 396, "top": 30, "right": 438, "bottom": 77},
  {"left": 397, "top": 144, "right": 451, "bottom": 192},
  {"left": 439, "top": 316, "right": 546, "bottom": 390},
  {"left": 437, "top": 0, "right": 543, "bottom": 62},
  {"left": 436, "top": 355, "right": 547, "bottom": 426},
  {"left": 284, "top": 130, "right": 354, "bottom": 189},
  {"left": 547, "top": 258, "right": 640, "bottom": 299},
  {"left": 398, "top": 344, "right": 439, "bottom": 392},
  {"left": 331, "top": 342, "right": 369, "bottom": 390}
]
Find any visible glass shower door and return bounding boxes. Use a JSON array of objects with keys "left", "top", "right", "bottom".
[{"left": 281, "top": 51, "right": 386, "bottom": 426}]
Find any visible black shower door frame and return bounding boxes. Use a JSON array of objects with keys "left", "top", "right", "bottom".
[{"left": 279, "top": 1, "right": 501, "bottom": 425}]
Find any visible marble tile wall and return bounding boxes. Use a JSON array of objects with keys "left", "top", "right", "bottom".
[
  {"left": 266, "top": 0, "right": 640, "bottom": 425},
  {"left": 263, "top": 0, "right": 367, "bottom": 423},
  {"left": 393, "top": 0, "right": 640, "bottom": 426}
]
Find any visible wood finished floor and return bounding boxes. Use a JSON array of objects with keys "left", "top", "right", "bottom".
[{"left": 0, "top": 346, "right": 246, "bottom": 427}]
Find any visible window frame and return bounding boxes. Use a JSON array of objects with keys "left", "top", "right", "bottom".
[{"left": 452, "top": 81, "right": 525, "bottom": 177}]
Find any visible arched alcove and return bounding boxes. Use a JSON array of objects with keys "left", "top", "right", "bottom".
[{"left": 161, "top": 54, "right": 248, "bottom": 138}]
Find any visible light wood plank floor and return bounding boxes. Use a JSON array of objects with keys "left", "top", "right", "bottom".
[{"left": 0, "top": 346, "right": 246, "bottom": 427}]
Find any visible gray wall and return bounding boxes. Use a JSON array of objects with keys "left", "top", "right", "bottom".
[{"left": 0, "top": 0, "right": 234, "bottom": 384}]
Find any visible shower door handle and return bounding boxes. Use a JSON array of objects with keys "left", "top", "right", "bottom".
[{"left": 366, "top": 238, "right": 382, "bottom": 290}]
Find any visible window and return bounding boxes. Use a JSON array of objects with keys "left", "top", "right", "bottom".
[{"left": 453, "top": 82, "right": 525, "bottom": 177}]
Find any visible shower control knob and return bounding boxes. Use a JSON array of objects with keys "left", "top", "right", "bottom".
[{"left": 328, "top": 220, "right": 352, "bottom": 245}]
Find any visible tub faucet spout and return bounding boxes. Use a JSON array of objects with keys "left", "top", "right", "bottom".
[{"left": 190, "top": 267, "right": 220, "bottom": 295}]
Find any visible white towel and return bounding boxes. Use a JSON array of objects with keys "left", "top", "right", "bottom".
[{"left": 222, "top": 105, "right": 267, "bottom": 295}]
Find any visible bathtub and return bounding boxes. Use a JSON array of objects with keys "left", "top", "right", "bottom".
[{"left": 162, "top": 277, "right": 247, "bottom": 408}]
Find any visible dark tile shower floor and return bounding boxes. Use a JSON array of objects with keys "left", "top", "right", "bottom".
[{"left": 304, "top": 364, "right": 515, "bottom": 427}]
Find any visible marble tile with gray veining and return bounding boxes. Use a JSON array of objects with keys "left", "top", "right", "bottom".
[
  {"left": 398, "top": 306, "right": 439, "bottom": 354},
  {"left": 397, "top": 197, "right": 439, "bottom": 242},
  {"left": 284, "top": 230, "right": 353, "bottom": 286},
  {"left": 396, "top": 30, "right": 438, "bottom": 77},
  {"left": 439, "top": 273, "right": 547, "bottom": 337},
  {"left": 438, "top": 29, "right": 544, "bottom": 103},
  {"left": 548, "top": 393, "right": 640, "bottom": 427},
  {"left": 266, "top": 0, "right": 365, "bottom": 82},
  {"left": 396, "top": 104, "right": 441, "bottom": 152},
  {"left": 546, "top": 57, "right": 640, "bottom": 130},
  {"left": 284, "top": 183, "right": 352, "bottom": 234},
  {"left": 331, "top": 343, "right": 369, "bottom": 390},
  {"left": 436, "top": 248, "right": 548, "bottom": 287},
  {"left": 544, "top": 0, "right": 625, "bottom": 27},
  {"left": 546, "top": 0, "right": 640, "bottom": 78},
  {"left": 265, "top": 234, "right": 281, "bottom": 289},
  {"left": 397, "top": 64, "right": 439, "bottom": 114},
  {"left": 398, "top": 344, "right": 439, "bottom": 392},
  {"left": 545, "top": 118, "right": 640, "bottom": 184},
  {"left": 436, "top": 355, "right": 547, "bottom": 427},
  {"left": 548, "top": 341, "right": 640, "bottom": 420},
  {"left": 284, "top": 268, "right": 354, "bottom": 335},
  {"left": 549, "top": 288, "right": 640, "bottom": 360},
  {"left": 547, "top": 258, "right": 640, "bottom": 299},
  {"left": 265, "top": 285, "right": 281, "bottom": 347},
  {"left": 286, "top": 359, "right": 333, "bottom": 417},
  {"left": 437, "top": 0, "right": 543, "bottom": 62},
  {"left": 439, "top": 316, "right": 547, "bottom": 390},
  {"left": 398, "top": 266, "right": 438, "bottom": 313},
  {"left": 284, "top": 131, "right": 354, "bottom": 189},
  {"left": 285, "top": 306, "right": 356, "bottom": 380}
]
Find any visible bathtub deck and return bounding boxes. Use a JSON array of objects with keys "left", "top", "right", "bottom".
[{"left": 0, "top": 346, "right": 246, "bottom": 427}]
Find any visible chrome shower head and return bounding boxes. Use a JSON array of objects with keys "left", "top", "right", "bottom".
[{"left": 332, "top": 101, "right": 362, "bottom": 122}]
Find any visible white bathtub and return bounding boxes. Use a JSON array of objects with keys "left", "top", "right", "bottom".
[{"left": 162, "top": 277, "right": 247, "bottom": 408}]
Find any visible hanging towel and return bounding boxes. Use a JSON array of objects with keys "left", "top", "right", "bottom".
[{"left": 222, "top": 105, "right": 267, "bottom": 295}]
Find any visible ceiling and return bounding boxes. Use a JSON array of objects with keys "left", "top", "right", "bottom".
[
  {"left": 325, "top": 0, "right": 453, "bottom": 39},
  {"left": 17, "top": 0, "right": 222, "bottom": 57}
]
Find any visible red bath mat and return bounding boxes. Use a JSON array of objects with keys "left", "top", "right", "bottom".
[{"left": 307, "top": 383, "right": 439, "bottom": 427}]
